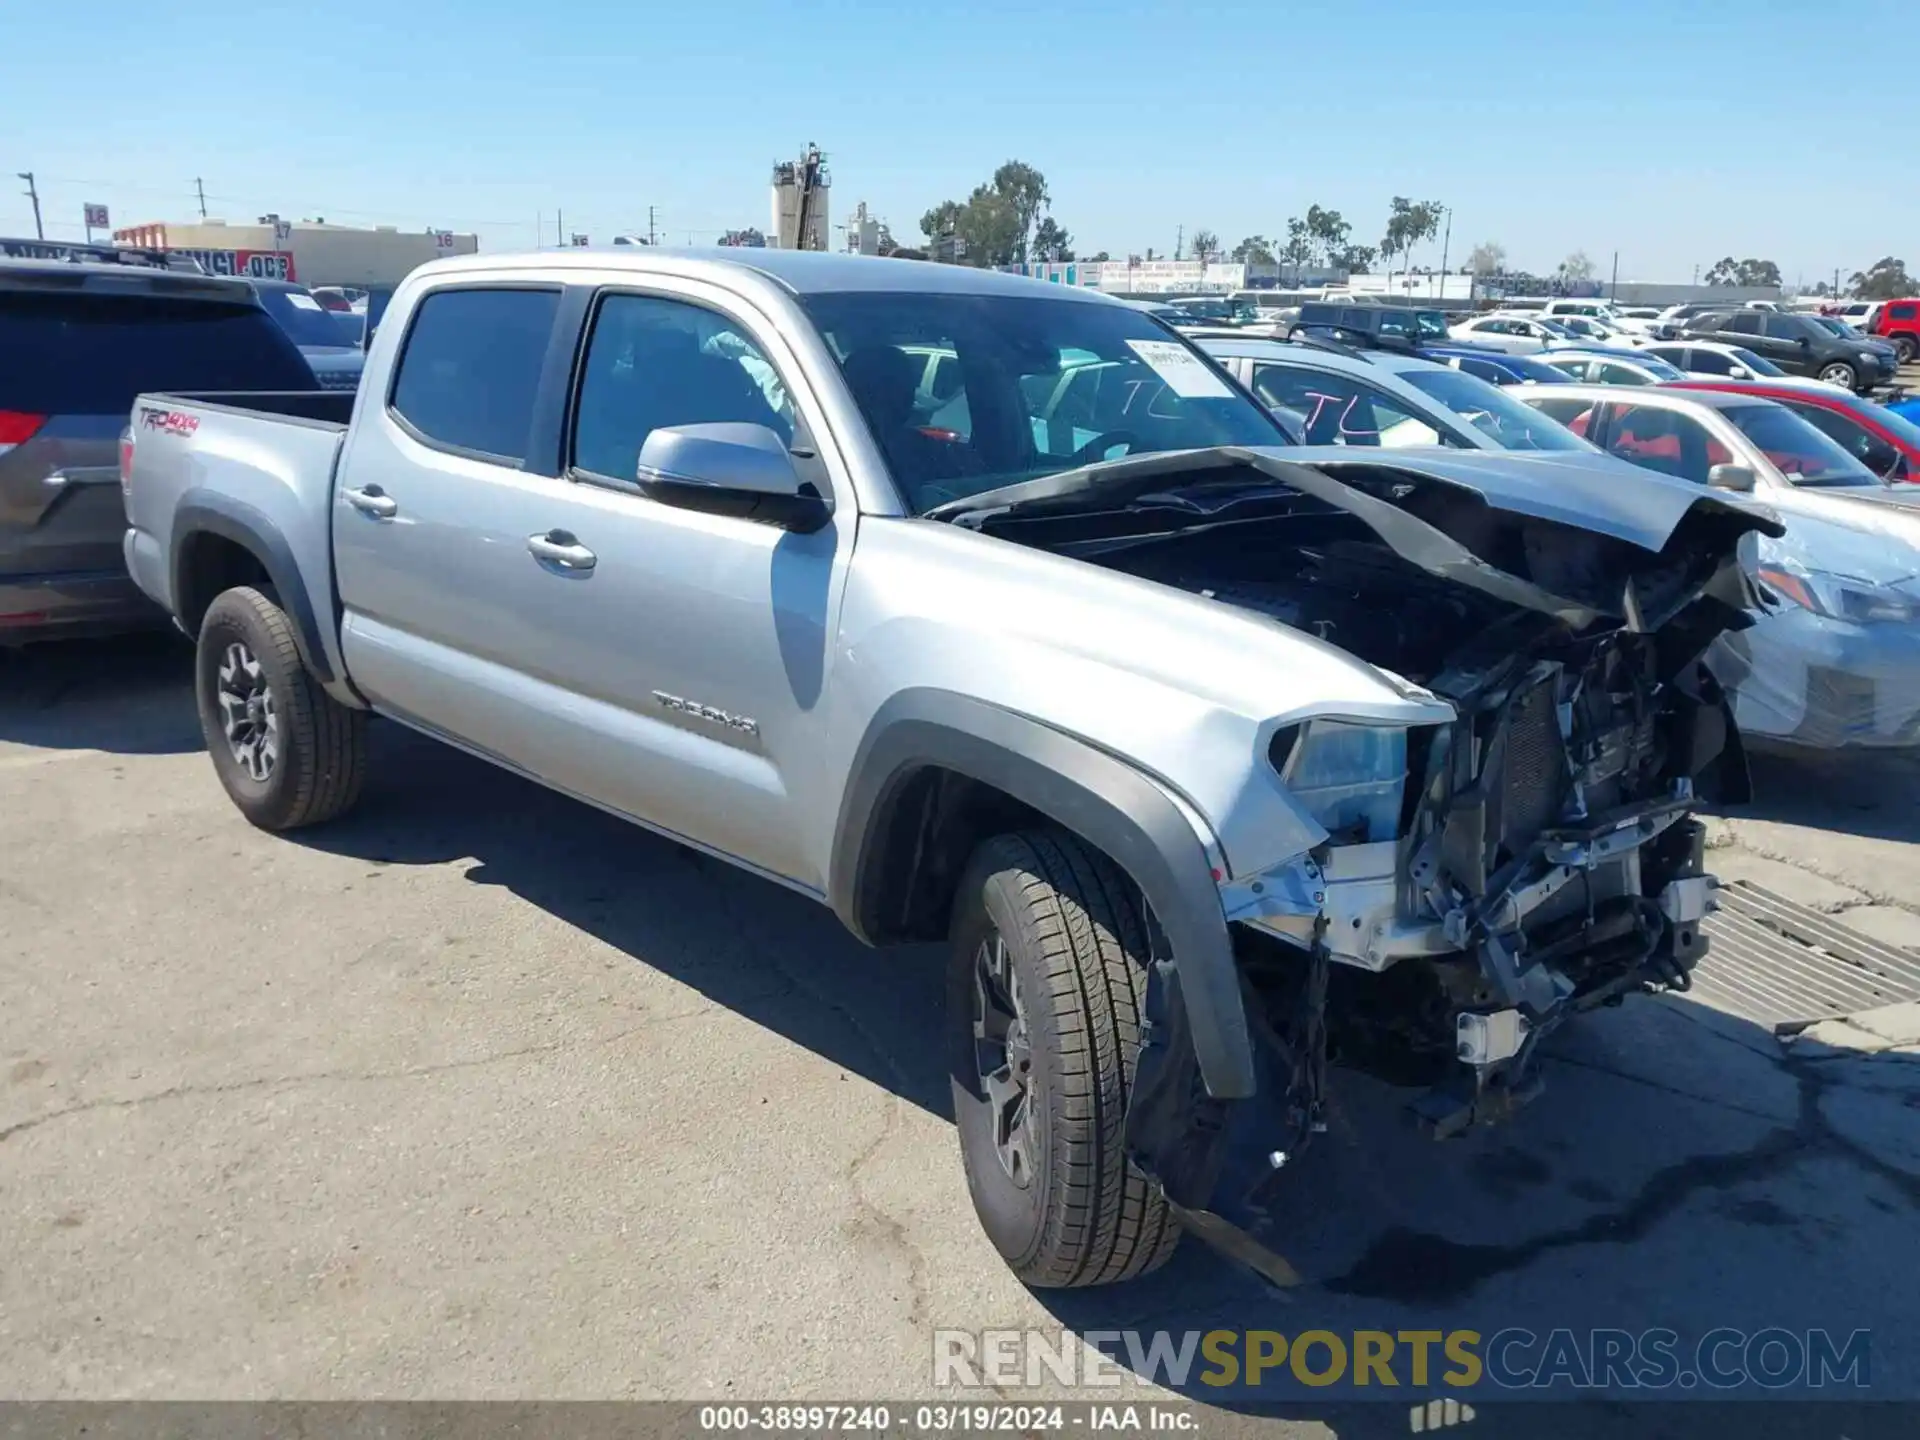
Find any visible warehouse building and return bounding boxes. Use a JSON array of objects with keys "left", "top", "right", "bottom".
[{"left": 110, "top": 217, "right": 478, "bottom": 288}]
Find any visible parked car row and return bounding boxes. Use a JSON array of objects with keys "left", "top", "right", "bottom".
[{"left": 1188, "top": 325, "right": 1920, "bottom": 753}]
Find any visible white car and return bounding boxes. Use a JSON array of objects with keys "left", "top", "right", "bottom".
[
  {"left": 1541, "top": 298, "right": 1660, "bottom": 339},
  {"left": 1513, "top": 382, "right": 1920, "bottom": 750},
  {"left": 1446, "top": 312, "right": 1578, "bottom": 354},
  {"left": 1546, "top": 313, "right": 1650, "bottom": 348}
]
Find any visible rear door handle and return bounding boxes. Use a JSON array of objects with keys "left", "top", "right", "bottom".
[
  {"left": 344, "top": 485, "right": 398, "bottom": 518},
  {"left": 527, "top": 530, "right": 596, "bottom": 571}
]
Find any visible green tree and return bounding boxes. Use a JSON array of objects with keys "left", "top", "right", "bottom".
[
  {"left": 1086, "top": 250, "right": 1111, "bottom": 263},
  {"left": 1232, "top": 235, "right": 1275, "bottom": 264},
  {"left": 1336, "top": 244, "right": 1377, "bottom": 274},
  {"left": 1189, "top": 228, "right": 1220, "bottom": 265},
  {"left": 1304, "top": 205, "right": 1351, "bottom": 266},
  {"left": 1705, "top": 256, "right": 1782, "bottom": 287},
  {"left": 1850, "top": 257, "right": 1913, "bottom": 299},
  {"left": 1279, "top": 218, "right": 1313, "bottom": 280},
  {"left": 1030, "top": 216, "right": 1073, "bottom": 261},
  {"left": 918, "top": 161, "right": 1059, "bottom": 265},
  {"left": 1379, "top": 197, "right": 1445, "bottom": 286}
]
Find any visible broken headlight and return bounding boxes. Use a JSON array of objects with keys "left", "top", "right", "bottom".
[{"left": 1270, "top": 719, "right": 1408, "bottom": 843}]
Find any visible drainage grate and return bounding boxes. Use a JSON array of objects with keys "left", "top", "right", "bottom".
[{"left": 1692, "top": 880, "right": 1920, "bottom": 1033}]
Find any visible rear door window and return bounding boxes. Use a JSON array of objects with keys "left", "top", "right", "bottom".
[
  {"left": 1250, "top": 364, "right": 1446, "bottom": 447},
  {"left": 0, "top": 290, "right": 315, "bottom": 415},
  {"left": 1889, "top": 303, "right": 1916, "bottom": 320},
  {"left": 388, "top": 287, "right": 560, "bottom": 465},
  {"left": 1724, "top": 312, "right": 1761, "bottom": 335},
  {"left": 1688, "top": 348, "right": 1735, "bottom": 375},
  {"left": 1601, "top": 404, "right": 1728, "bottom": 483}
]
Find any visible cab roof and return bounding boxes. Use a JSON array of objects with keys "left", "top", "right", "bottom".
[{"left": 416, "top": 246, "right": 1120, "bottom": 303}]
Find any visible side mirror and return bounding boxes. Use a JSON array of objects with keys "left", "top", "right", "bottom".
[
  {"left": 1708, "top": 463, "right": 1757, "bottom": 493},
  {"left": 636, "top": 422, "right": 832, "bottom": 532},
  {"left": 1730, "top": 367, "right": 1751, "bottom": 379}
]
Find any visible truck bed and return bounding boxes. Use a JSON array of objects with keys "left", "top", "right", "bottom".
[{"left": 122, "top": 388, "right": 358, "bottom": 696}]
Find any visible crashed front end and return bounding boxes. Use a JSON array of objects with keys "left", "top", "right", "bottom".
[
  {"left": 947, "top": 445, "right": 1782, "bottom": 1283},
  {"left": 1221, "top": 630, "right": 1724, "bottom": 1134}
]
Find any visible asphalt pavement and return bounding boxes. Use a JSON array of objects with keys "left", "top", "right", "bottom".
[{"left": 2, "top": 633, "right": 1916, "bottom": 1427}]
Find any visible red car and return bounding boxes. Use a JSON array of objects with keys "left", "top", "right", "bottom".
[
  {"left": 1871, "top": 298, "right": 1920, "bottom": 365},
  {"left": 1664, "top": 377, "right": 1920, "bottom": 484}
]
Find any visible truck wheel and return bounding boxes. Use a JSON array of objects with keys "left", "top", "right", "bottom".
[
  {"left": 1894, "top": 335, "right": 1917, "bottom": 366},
  {"left": 195, "top": 586, "right": 366, "bottom": 831},
  {"left": 947, "top": 829, "right": 1180, "bottom": 1288}
]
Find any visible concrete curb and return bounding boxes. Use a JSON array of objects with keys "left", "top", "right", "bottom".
[{"left": 1784, "top": 1000, "right": 1920, "bottom": 1060}]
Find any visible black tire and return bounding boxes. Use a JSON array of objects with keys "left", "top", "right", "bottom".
[
  {"left": 1817, "top": 360, "right": 1861, "bottom": 391},
  {"left": 947, "top": 829, "right": 1180, "bottom": 1288},
  {"left": 195, "top": 585, "right": 366, "bottom": 831},
  {"left": 1893, "top": 335, "right": 1917, "bottom": 366}
]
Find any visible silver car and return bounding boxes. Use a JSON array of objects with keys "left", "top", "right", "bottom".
[{"left": 1517, "top": 383, "right": 1920, "bottom": 749}]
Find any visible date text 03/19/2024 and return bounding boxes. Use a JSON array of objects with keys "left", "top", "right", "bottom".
[{"left": 697, "top": 1405, "right": 1197, "bottom": 1432}]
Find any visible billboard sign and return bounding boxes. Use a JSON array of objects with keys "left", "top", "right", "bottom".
[{"left": 83, "top": 202, "right": 110, "bottom": 229}]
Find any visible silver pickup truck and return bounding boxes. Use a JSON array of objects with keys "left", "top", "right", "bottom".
[{"left": 123, "top": 249, "right": 1777, "bottom": 1288}]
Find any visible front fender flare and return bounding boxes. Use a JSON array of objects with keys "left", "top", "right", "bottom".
[{"left": 828, "top": 689, "right": 1255, "bottom": 1099}]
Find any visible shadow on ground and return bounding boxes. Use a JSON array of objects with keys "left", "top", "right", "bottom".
[
  {"left": 290, "top": 722, "right": 954, "bottom": 1117},
  {"left": 0, "top": 631, "right": 201, "bottom": 755}
]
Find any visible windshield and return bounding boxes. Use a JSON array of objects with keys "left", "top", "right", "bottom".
[
  {"left": 799, "top": 291, "right": 1290, "bottom": 514},
  {"left": 1536, "top": 318, "right": 1577, "bottom": 338},
  {"left": 1810, "top": 316, "right": 1868, "bottom": 340},
  {"left": 256, "top": 286, "right": 353, "bottom": 348},
  {"left": 1727, "top": 346, "right": 1786, "bottom": 377},
  {"left": 1628, "top": 353, "right": 1687, "bottom": 380},
  {"left": 1400, "top": 368, "right": 1595, "bottom": 451},
  {"left": 1723, "top": 404, "right": 1881, "bottom": 488}
]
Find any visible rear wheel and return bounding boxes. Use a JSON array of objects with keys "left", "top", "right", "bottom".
[
  {"left": 1818, "top": 360, "right": 1861, "bottom": 390},
  {"left": 947, "top": 829, "right": 1180, "bottom": 1288},
  {"left": 1892, "top": 335, "right": 1917, "bottom": 366},
  {"left": 195, "top": 586, "right": 366, "bottom": 830}
]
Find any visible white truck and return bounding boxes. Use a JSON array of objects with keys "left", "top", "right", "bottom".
[{"left": 122, "top": 248, "right": 1776, "bottom": 1287}]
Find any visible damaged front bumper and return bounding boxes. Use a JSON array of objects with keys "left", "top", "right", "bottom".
[{"left": 1221, "top": 795, "right": 1713, "bottom": 1113}]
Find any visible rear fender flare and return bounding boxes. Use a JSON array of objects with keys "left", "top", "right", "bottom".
[
  {"left": 171, "top": 490, "right": 333, "bottom": 685},
  {"left": 828, "top": 689, "right": 1256, "bottom": 1099}
]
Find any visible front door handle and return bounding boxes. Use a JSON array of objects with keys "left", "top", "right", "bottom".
[
  {"left": 527, "top": 530, "right": 596, "bottom": 571},
  {"left": 344, "top": 484, "right": 398, "bottom": 518}
]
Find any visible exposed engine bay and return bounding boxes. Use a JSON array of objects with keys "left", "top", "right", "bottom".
[{"left": 944, "top": 448, "right": 1779, "bottom": 1281}]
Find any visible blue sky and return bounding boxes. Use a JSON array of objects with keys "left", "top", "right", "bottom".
[{"left": 2, "top": 0, "right": 1908, "bottom": 285}]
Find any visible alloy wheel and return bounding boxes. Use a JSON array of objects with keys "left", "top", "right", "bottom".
[
  {"left": 972, "top": 931, "right": 1037, "bottom": 1188},
  {"left": 215, "top": 641, "right": 279, "bottom": 783}
]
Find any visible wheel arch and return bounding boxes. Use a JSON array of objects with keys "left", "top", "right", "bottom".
[
  {"left": 828, "top": 688, "right": 1255, "bottom": 1099},
  {"left": 171, "top": 490, "right": 334, "bottom": 684}
]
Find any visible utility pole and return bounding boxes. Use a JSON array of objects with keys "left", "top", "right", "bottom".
[
  {"left": 1609, "top": 249, "right": 1619, "bottom": 301},
  {"left": 557, "top": 209, "right": 563, "bottom": 248},
  {"left": 1174, "top": 224, "right": 1183, "bottom": 262},
  {"left": 648, "top": 205, "right": 657, "bottom": 247},
  {"left": 16, "top": 172, "right": 42, "bottom": 239},
  {"left": 194, "top": 177, "right": 208, "bottom": 220},
  {"left": 1437, "top": 206, "right": 1452, "bottom": 299}
]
